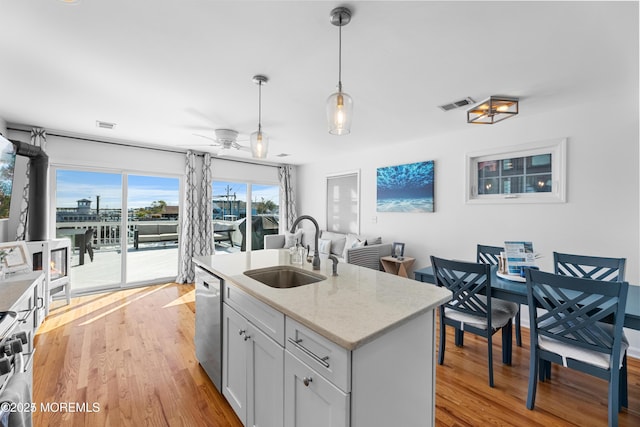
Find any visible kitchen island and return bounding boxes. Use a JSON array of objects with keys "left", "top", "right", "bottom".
[{"left": 194, "top": 250, "right": 451, "bottom": 427}]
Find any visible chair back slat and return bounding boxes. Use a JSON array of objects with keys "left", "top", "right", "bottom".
[
  {"left": 477, "top": 244, "right": 502, "bottom": 266},
  {"left": 431, "top": 256, "right": 491, "bottom": 318},
  {"left": 526, "top": 269, "right": 628, "bottom": 356},
  {"left": 553, "top": 252, "right": 626, "bottom": 282}
]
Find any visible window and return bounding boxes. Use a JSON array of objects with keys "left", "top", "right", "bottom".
[
  {"left": 326, "top": 171, "right": 360, "bottom": 234},
  {"left": 212, "top": 180, "right": 279, "bottom": 252},
  {"left": 54, "top": 168, "right": 181, "bottom": 293},
  {"left": 466, "top": 138, "right": 566, "bottom": 204}
]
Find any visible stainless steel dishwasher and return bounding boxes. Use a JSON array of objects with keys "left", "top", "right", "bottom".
[{"left": 195, "top": 266, "right": 223, "bottom": 392}]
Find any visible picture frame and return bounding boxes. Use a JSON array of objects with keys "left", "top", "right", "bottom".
[
  {"left": 392, "top": 242, "right": 405, "bottom": 259},
  {"left": 0, "top": 241, "right": 32, "bottom": 274},
  {"left": 377, "top": 160, "right": 434, "bottom": 212}
]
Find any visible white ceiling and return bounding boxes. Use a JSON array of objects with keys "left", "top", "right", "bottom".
[{"left": 0, "top": 1, "right": 636, "bottom": 164}]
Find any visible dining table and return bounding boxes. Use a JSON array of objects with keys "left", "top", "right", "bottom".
[{"left": 414, "top": 265, "right": 640, "bottom": 331}]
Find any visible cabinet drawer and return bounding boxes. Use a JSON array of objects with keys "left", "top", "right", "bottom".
[
  {"left": 285, "top": 317, "right": 351, "bottom": 393},
  {"left": 225, "top": 282, "right": 285, "bottom": 346}
]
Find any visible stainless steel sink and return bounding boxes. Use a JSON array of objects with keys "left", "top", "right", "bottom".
[{"left": 244, "top": 266, "right": 326, "bottom": 288}]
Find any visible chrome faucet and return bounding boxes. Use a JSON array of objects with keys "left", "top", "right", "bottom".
[{"left": 290, "top": 215, "right": 320, "bottom": 270}]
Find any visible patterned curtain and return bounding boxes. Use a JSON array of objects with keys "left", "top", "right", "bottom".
[
  {"left": 199, "top": 153, "right": 214, "bottom": 255},
  {"left": 16, "top": 128, "right": 47, "bottom": 241},
  {"left": 278, "top": 165, "right": 297, "bottom": 233},
  {"left": 176, "top": 151, "right": 213, "bottom": 283}
]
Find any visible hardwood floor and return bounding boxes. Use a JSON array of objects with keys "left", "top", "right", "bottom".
[{"left": 33, "top": 283, "right": 639, "bottom": 426}]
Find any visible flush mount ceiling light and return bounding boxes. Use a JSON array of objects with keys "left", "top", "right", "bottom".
[
  {"left": 326, "top": 6, "right": 353, "bottom": 136},
  {"left": 250, "top": 75, "right": 269, "bottom": 159},
  {"left": 467, "top": 96, "right": 519, "bottom": 124}
]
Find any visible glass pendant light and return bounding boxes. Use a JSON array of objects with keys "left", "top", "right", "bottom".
[
  {"left": 327, "top": 7, "right": 353, "bottom": 136},
  {"left": 250, "top": 75, "right": 269, "bottom": 159}
]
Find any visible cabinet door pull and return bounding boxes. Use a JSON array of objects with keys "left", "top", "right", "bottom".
[
  {"left": 19, "top": 306, "right": 36, "bottom": 323},
  {"left": 303, "top": 377, "right": 313, "bottom": 387},
  {"left": 239, "top": 329, "right": 246, "bottom": 336},
  {"left": 287, "top": 337, "right": 330, "bottom": 368}
]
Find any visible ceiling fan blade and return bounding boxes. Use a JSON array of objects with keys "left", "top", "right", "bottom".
[{"left": 193, "top": 133, "right": 222, "bottom": 145}]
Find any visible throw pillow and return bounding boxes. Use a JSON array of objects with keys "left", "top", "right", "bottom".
[
  {"left": 320, "top": 231, "right": 347, "bottom": 256},
  {"left": 283, "top": 230, "right": 302, "bottom": 249},
  {"left": 343, "top": 233, "right": 364, "bottom": 259},
  {"left": 318, "top": 238, "right": 332, "bottom": 255}
]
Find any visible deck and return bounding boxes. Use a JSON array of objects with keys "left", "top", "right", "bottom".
[{"left": 67, "top": 240, "right": 239, "bottom": 294}]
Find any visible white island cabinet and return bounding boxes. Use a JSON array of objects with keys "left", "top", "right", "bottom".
[
  {"left": 223, "top": 281, "right": 285, "bottom": 427},
  {"left": 194, "top": 250, "right": 451, "bottom": 427}
]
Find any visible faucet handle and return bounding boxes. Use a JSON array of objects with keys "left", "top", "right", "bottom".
[{"left": 328, "top": 255, "right": 339, "bottom": 276}]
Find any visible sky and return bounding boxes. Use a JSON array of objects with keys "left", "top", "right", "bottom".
[{"left": 56, "top": 171, "right": 279, "bottom": 210}]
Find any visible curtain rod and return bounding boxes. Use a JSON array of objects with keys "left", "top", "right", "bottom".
[{"left": 7, "top": 127, "right": 282, "bottom": 168}]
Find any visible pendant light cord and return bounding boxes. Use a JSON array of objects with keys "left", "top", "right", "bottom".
[
  {"left": 338, "top": 14, "right": 343, "bottom": 92},
  {"left": 258, "top": 81, "right": 262, "bottom": 133}
]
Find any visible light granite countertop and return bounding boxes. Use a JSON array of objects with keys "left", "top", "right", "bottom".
[
  {"left": 0, "top": 271, "right": 44, "bottom": 312},
  {"left": 193, "top": 250, "right": 451, "bottom": 350}
]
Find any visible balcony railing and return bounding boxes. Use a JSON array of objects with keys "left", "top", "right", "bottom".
[
  {"left": 55, "top": 220, "right": 179, "bottom": 249},
  {"left": 55, "top": 216, "right": 278, "bottom": 250}
]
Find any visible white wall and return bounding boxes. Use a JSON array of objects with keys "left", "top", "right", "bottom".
[
  {"left": 296, "top": 95, "right": 640, "bottom": 355},
  {"left": 212, "top": 157, "right": 279, "bottom": 185},
  {"left": 298, "top": 98, "right": 639, "bottom": 279}
]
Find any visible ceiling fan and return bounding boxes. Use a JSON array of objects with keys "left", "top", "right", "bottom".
[{"left": 192, "top": 129, "right": 251, "bottom": 155}]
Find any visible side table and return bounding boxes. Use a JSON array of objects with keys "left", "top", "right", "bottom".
[{"left": 380, "top": 256, "right": 415, "bottom": 278}]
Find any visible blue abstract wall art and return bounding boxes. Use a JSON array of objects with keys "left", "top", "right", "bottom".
[{"left": 377, "top": 160, "right": 434, "bottom": 212}]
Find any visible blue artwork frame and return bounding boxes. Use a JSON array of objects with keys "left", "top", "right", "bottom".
[{"left": 377, "top": 160, "right": 434, "bottom": 212}]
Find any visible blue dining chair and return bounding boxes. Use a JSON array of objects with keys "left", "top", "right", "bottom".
[
  {"left": 477, "top": 244, "right": 522, "bottom": 347},
  {"left": 545, "top": 252, "right": 627, "bottom": 381},
  {"left": 525, "top": 269, "right": 629, "bottom": 427},
  {"left": 554, "top": 252, "right": 626, "bottom": 282},
  {"left": 431, "top": 256, "right": 518, "bottom": 387}
]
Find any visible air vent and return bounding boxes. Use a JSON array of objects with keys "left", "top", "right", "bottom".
[
  {"left": 438, "top": 97, "right": 475, "bottom": 112},
  {"left": 276, "top": 153, "right": 291, "bottom": 157},
  {"left": 96, "top": 120, "right": 116, "bottom": 130}
]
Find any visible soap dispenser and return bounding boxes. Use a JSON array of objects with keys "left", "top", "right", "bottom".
[{"left": 290, "top": 243, "right": 303, "bottom": 265}]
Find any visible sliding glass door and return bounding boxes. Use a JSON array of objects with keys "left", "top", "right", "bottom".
[
  {"left": 212, "top": 180, "right": 279, "bottom": 253},
  {"left": 126, "top": 174, "right": 180, "bottom": 284},
  {"left": 54, "top": 168, "right": 180, "bottom": 294},
  {"left": 55, "top": 169, "right": 123, "bottom": 293}
]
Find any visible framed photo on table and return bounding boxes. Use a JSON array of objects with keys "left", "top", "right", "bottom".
[
  {"left": 392, "top": 242, "right": 405, "bottom": 259},
  {"left": 0, "top": 241, "right": 32, "bottom": 273}
]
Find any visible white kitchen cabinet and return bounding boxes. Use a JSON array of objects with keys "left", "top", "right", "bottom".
[
  {"left": 246, "top": 319, "right": 284, "bottom": 427},
  {"left": 222, "top": 303, "right": 248, "bottom": 424},
  {"left": 284, "top": 351, "right": 349, "bottom": 427},
  {"left": 222, "top": 285, "right": 284, "bottom": 427}
]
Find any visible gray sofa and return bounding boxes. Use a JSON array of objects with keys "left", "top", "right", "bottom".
[
  {"left": 264, "top": 230, "right": 391, "bottom": 271},
  {"left": 134, "top": 223, "right": 179, "bottom": 249}
]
